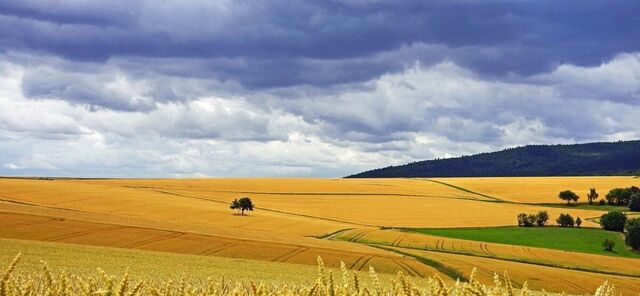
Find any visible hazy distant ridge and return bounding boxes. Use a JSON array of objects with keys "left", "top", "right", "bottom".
[{"left": 348, "top": 140, "right": 640, "bottom": 178}]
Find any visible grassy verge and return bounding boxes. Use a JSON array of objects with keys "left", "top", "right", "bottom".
[{"left": 405, "top": 226, "right": 639, "bottom": 258}]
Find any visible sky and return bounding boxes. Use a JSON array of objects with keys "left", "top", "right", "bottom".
[{"left": 0, "top": 0, "right": 639, "bottom": 177}]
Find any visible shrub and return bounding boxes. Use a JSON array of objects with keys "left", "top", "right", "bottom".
[
  {"left": 556, "top": 213, "right": 575, "bottom": 227},
  {"left": 629, "top": 193, "right": 640, "bottom": 212},
  {"left": 598, "top": 199, "right": 606, "bottom": 206},
  {"left": 625, "top": 218, "right": 640, "bottom": 251},
  {"left": 558, "top": 190, "right": 579, "bottom": 205},
  {"left": 536, "top": 211, "right": 549, "bottom": 227},
  {"left": 599, "top": 211, "right": 627, "bottom": 232},
  {"left": 576, "top": 217, "right": 582, "bottom": 227},
  {"left": 602, "top": 239, "right": 616, "bottom": 252}
]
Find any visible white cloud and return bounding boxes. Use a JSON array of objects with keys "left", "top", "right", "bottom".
[{"left": 0, "top": 53, "right": 639, "bottom": 177}]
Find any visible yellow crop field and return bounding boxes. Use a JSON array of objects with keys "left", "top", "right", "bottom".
[
  {"left": 395, "top": 248, "right": 640, "bottom": 295},
  {"left": 334, "top": 228, "right": 640, "bottom": 277},
  {"left": 0, "top": 238, "right": 426, "bottom": 286},
  {"left": 0, "top": 177, "right": 638, "bottom": 294},
  {"left": 433, "top": 176, "right": 640, "bottom": 203},
  {"left": 47, "top": 178, "right": 604, "bottom": 227},
  {"left": 1, "top": 246, "right": 623, "bottom": 296}
]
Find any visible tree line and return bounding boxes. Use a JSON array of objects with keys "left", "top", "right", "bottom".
[{"left": 557, "top": 186, "right": 640, "bottom": 211}]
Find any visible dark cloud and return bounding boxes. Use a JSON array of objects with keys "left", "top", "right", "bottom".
[
  {"left": 0, "top": 1, "right": 639, "bottom": 177},
  {"left": 1, "top": 0, "right": 639, "bottom": 89}
]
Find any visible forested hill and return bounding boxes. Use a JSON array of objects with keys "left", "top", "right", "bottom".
[{"left": 347, "top": 140, "right": 640, "bottom": 178}]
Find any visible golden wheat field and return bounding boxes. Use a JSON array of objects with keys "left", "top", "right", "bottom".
[
  {"left": 434, "top": 177, "right": 640, "bottom": 203},
  {"left": 0, "top": 250, "right": 623, "bottom": 296},
  {"left": 0, "top": 177, "right": 639, "bottom": 295}
]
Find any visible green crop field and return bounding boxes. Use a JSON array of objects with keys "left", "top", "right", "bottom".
[{"left": 406, "top": 226, "right": 640, "bottom": 258}]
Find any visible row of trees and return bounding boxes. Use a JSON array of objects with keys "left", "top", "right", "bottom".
[
  {"left": 516, "top": 211, "right": 582, "bottom": 227},
  {"left": 558, "top": 187, "right": 640, "bottom": 211},
  {"left": 516, "top": 211, "right": 549, "bottom": 227},
  {"left": 556, "top": 213, "right": 582, "bottom": 227}
]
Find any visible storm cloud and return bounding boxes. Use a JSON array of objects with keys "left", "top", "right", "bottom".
[{"left": 0, "top": 0, "right": 639, "bottom": 177}]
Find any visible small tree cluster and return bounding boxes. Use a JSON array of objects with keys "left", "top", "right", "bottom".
[
  {"left": 605, "top": 186, "right": 640, "bottom": 206},
  {"left": 599, "top": 210, "right": 627, "bottom": 232},
  {"left": 556, "top": 213, "right": 575, "bottom": 227},
  {"left": 517, "top": 211, "right": 549, "bottom": 227}
]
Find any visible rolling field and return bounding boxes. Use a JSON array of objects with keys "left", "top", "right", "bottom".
[
  {"left": 0, "top": 238, "right": 427, "bottom": 286},
  {"left": 60, "top": 178, "right": 604, "bottom": 227},
  {"left": 434, "top": 176, "right": 640, "bottom": 203},
  {"left": 0, "top": 177, "right": 639, "bottom": 294},
  {"left": 0, "top": 212, "right": 435, "bottom": 276}
]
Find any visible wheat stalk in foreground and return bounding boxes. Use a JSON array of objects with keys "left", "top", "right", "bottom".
[{"left": 0, "top": 253, "right": 618, "bottom": 296}]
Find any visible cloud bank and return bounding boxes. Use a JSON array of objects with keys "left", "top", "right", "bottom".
[{"left": 0, "top": 0, "right": 639, "bottom": 177}]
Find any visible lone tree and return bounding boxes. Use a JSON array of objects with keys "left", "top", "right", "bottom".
[
  {"left": 587, "top": 188, "right": 599, "bottom": 205},
  {"left": 625, "top": 218, "right": 640, "bottom": 251},
  {"left": 558, "top": 190, "right": 579, "bottom": 205},
  {"left": 230, "top": 197, "right": 254, "bottom": 215},
  {"left": 599, "top": 210, "right": 627, "bottom": 232}
]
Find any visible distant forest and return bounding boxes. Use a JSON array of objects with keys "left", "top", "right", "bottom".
[{"left": 347, "top": 140, "right": 640, "bottom": 178}]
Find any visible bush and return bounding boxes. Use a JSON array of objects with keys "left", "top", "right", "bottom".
[
  {"left": 629, "top": 193, "right": 640, "bottom": 212},
  {"left": 602, "top": 238, "right": 616, "bottom": 252},
  {"left": 598, "top": 199, "right": 606, "bottom": 206},
  {"left": 576, "top": 217, "right": 582, "bottom": 227},
  {"left": 625, "top": 218, "right": 640, "bottom": 251},
  {"left": 556, "top": 213, "right": 575, "bottom": 227},
  {"left": 536, "top": 211, "right": 549, "bottom": 227},
  {"left": 599, "top": 211, "right": 627, "bottom": 232}
]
